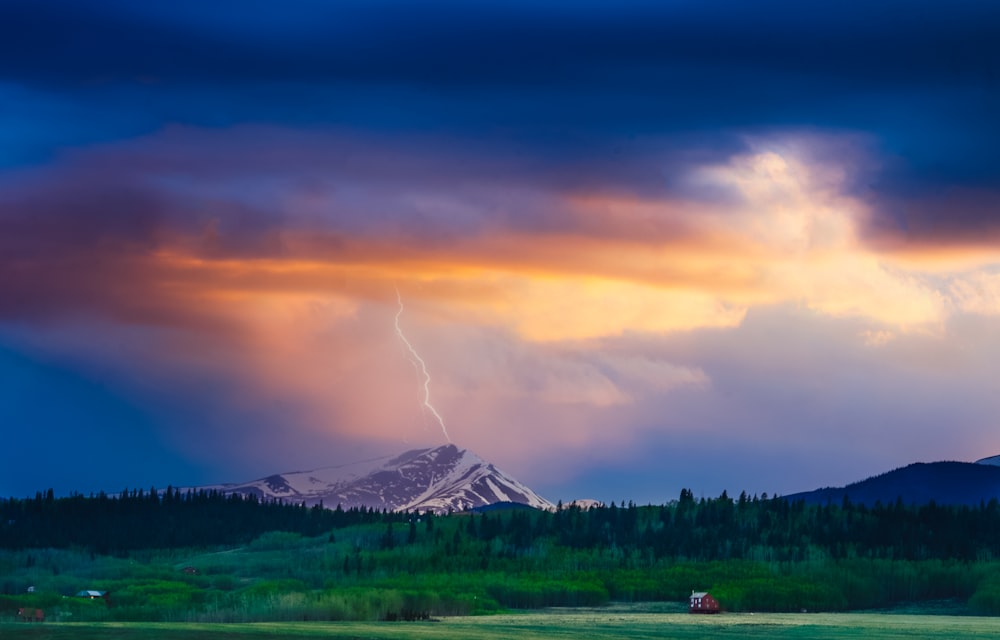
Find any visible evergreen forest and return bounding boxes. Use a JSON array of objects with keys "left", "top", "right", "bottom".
[{"left": 3, "top": 488, "right": 1000, "bottom": 621}]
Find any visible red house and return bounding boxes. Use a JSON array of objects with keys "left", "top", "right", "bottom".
[{"left": 689, "top": 591, "right": 720, "bottom": 613}]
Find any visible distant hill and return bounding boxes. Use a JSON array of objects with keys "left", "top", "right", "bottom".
[{"left": 786, "top": 461, "right": 1000, "bottom": 507}]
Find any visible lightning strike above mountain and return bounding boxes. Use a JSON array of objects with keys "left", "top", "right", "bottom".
[{"left": 394, "top": 289, "right": 452, "bottom": 443}]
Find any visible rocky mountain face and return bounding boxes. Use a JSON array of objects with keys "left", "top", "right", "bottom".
[{"left": 197, "top": 444, "right": 554, "bottom": 514}]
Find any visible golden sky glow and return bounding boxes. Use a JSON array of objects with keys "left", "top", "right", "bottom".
[{"left": 139, "top": 143, "right": 1000, "bottom": 351}]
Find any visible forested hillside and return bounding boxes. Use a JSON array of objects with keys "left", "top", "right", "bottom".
[
  {"left": 785, "top": 462, "right": 1000, "bottom": 507},
  {"left": 3, "top": 488, "right": 1000, "bottom": 620}
]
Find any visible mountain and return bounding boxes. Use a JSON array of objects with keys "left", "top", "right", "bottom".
[
  {"left": 563, "top": 499, "right": 604, "bottom": 510},
  {"left": 976, "top": 454, "right": 1000, "bottom": 467},
  {"left": 785, "top": 461, "right": 1000, "bottom": 507},
  {"left": 196, "top": 444, "right": 555, "bottom": 514}
]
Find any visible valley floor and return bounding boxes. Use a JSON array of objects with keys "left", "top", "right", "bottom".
[{"left": 2, "top": 609, "right": 998, "bottom": 640}]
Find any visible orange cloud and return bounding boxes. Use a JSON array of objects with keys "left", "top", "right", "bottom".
[{"left": 139, "top": 139, "right": 993, "bottom": 346}]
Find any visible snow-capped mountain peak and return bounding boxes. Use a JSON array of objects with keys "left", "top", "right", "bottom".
[{"left": 197, "top": 444, "right": 554, "bottom": 514}]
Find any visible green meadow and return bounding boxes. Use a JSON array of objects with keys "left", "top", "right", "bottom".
[{"left": 2, "top": 610, "right": 1000, "bottom": 640}]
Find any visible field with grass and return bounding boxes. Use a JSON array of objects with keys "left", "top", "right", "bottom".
[{"left": 2, "top": 608, "right": 999, "bottom": 640}]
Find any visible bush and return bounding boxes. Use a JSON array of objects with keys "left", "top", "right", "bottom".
[
  {"left": 970, "top": 577, "right": 1000, "bottom": 615},
  {"left": 248, "top": 532, "right": 305, "bottom": 551}
]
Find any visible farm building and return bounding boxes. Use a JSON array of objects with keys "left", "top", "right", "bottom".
[
  {"left": 76, "top": 590, "right": 108, "bottom": 600},
  {"left": 689, "top": 591, "right": 720, "bottom": 613}
]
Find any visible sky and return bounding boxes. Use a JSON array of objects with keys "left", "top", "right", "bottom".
[{"left": 2, "top": 0, "right": 1000, "bottom": 505}]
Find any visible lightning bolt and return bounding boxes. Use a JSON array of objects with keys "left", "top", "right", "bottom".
[{"left": 394, "top": 288, "right": 451, "bottom": 443}]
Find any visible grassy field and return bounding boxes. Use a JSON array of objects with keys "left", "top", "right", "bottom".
[{"left": 2, "top": 609, "right": 998, "bottom": 640}]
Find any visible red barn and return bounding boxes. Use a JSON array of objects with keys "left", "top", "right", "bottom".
[{"left": 689, "top": 591, "right": 720, "bottom": 613}]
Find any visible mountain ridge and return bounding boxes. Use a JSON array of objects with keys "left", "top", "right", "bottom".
[
  {"left": 786, "top": 460, "right": 1000, "bottom": 507},
  {"left": 976, "top": 454, "right": 1000, "bottom": 467},
  {"left": 193, "top": 444, "right": 554, "bottom": 514}
]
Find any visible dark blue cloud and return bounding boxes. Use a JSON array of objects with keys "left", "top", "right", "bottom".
[
  {"left": 5, "top": 1, "right": 997, "bottom": 88},
  {"left": 1, "top": 0, "right": 997, "bottom": 213}
]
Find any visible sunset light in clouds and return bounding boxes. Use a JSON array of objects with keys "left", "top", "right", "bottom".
[{"left": 2, "top": 1, "right": 999, "bottom": 504}]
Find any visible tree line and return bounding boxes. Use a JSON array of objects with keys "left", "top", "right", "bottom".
[
  {"left": 4, "top": 488, "right": 1000, "bottom": 562},
  {"left": 5, "top": 488, "right": 1000, "bottom": 615},
  {"left": 0, "top": 487, "right": 398, "bottom": 552}
]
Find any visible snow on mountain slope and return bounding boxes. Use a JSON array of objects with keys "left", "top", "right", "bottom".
[
  {"left": 976, "top": 454, "right": 1000, "bottom": 467},
  {"left": 197, "top": 444, "right": 554, "bottom": 514},
  {"left": 563, "top": 499, "right": 603, "bottom": 510}
]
